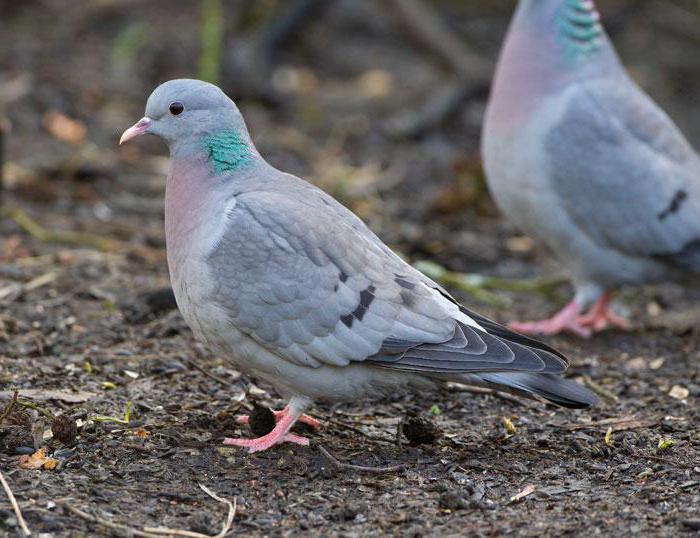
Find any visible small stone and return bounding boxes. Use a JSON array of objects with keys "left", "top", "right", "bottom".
[
  {"left": 51, "top": 415, "right": 78, "bottom": 444},
  {"left": 669, "top": 385, "right": 689, "bottom": 400}
]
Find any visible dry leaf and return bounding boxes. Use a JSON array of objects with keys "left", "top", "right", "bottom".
[
  {"left": 510, "top": 484, "right": 536, "bottom": 503},
  {"left": 669, "top": 385, "right": 689, "bottom": 400},
  {"left": 43, "top": 110, "right": 86, "bottom": 144},
  {"left": 19, "top": 447, "right": 59, "bottom": 470},
  {"left": 604, "top": 427, "right": 613, "bottom": 447},
  {"left": 502, "top": 416, "right": 517, "bottom": 435},
  {"left": 133, "top": 427, "right": 149, "bottom": 438}
]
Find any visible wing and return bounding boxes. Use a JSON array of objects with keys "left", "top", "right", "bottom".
[
  {"left": 546, "top": 76, "right": 700, "bottom": 269},
  {"left": 207, "top": 181, "right": 567, "bottom": 375}
]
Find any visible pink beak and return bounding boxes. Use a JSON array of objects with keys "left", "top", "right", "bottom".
[{"left": 119, "top": 117, "right": 152, "bottom": 145}]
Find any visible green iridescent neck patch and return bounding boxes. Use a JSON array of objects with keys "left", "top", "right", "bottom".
[
  {"left": 204, "top": 130, "right": 252, "bottom": 173},
  {"left": 558, "top": 0, "right": 604, "bottom": 60}
]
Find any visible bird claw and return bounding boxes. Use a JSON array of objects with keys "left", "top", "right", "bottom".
[
  {"left": 226, "top": 403, "right": 315, "bottom": 452},
  {"left": 509, "top": 318, "right": 591, "bottom": 338},
  {"left": 235, "top": 408, "right": 321, "bottom": 429},
  {"left": 509, "top": 293, "right": 630, "bottom": 337},
  {"left": 223, "top": 432, "right": 310, "bottom": 453},
  {"left": 509, "top": 300, "right": 591, "bottom": 337}
]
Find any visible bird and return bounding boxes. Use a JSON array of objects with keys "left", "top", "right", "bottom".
[
  {"left": 482, "top": 0, "right": 700, "bottom": 337},
  {"left": 120, "top": 78, "right": 596, "bottom": 452}
]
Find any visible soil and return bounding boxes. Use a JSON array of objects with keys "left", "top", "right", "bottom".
[{"left": 1, "top": 1, "right": 700, "bottom": 536}]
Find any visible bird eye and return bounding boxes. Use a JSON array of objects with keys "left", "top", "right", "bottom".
[{"left": 169, "top": 102, "right": 184, "bottom": 115}]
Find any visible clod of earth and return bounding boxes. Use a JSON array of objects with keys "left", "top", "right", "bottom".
[
  {"left": 401, "top": 413, "right": 439, "bottom": 445},
  {"left": 51, "top": 415, "right": 77, "bottom": 444}
]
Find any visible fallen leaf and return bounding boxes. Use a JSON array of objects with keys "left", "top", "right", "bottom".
[
  {"left": 43, "top": 111, "right": 86, "bottom": 144},
  {"left": 669, "top": 385, "right": 689, "bottom": 400},
  {"left": 502, "top": 416, "right": 517, "bottom": 435},
  {"left": 19, "top": 447, "right": 59, "bottom": 470},
  {"left": 133, "top": 427, "right": 149, "bottom": 438},
  {"left": 604, "top": 427, "right": 613, "bottom": 447},
  {"left": 658, "top": 437, "right": 675, "bottom": 451},
  {"left": 510, "top": 484, "right": 536, "bottom": 503}
]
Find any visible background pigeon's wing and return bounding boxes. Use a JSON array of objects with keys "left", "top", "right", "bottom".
[
  {"left": 546, "top": 76, "right": 700, "bottom": 270},
  {"left": 209, "top": 184, "right": 567, "bottom": 374}
]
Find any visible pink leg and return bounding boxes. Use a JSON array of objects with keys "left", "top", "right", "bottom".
[
  {"left": 577, "top": 292, "right": 630, "bottom": 332},
  {"left": 224, "top": 407, "right": 310, "bottom": 453},
  {"left": 235, "top": 406, "right": 321, "bottom": 429},
  {"left": 509, "top": 300, "right": 592, "bottom": 338}
]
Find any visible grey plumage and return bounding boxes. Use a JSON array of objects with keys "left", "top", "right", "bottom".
[
  {"left": 482, "top": 0, "right": 700, "bottom": 335},
  {"left": 121, "top": 78, "right": 596, "bottom": 450}
]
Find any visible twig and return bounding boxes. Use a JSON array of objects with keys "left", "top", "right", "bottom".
[
  {"left": 447, "top": 382, "right": 536, "bottom": 408},
  {"left": 15, "top": 399, "right": 55, "bottom": 420},
  {"left": 551, "top": 415, "right": 658, "bottom": 432},
  {"left": 317, "top": 444, "right": 406, "bottom": 474},
  {"left": 185, "top": 357, "right": 234, "bottom": 387},
  {"left": 415, "top": 260, "right": 565, "bottom": 300},
  {"left": 144, "top": 485, "right": 237, "bottom": 538},
  {"left": 60, "top": 504, "right": 162, "bottom": 538},
  {"left": 0, "top": 470, "right": 31, "bottom": 536},
  {"left": 199, "top": 484, "right": 236, "bottom": 538},
  {"left": 0, "top": 206, "right": 163, "bottom": 261},
  {"left": 383, "top": 0, "right": 491, "bottom": 137},
  {"left": 0, "top": 389, "right": 19, "bottom": 426},
  {"left": 324, "top": 417, "right": 396, "bottom": 445},
  {"left": 389, "top": 0, "right": 489, "bottom": 78},
  {"left": 582, "top": 375, "right": 619, "bottom": 402}
]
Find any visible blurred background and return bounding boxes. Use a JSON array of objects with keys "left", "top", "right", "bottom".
[{"left": 2, "top": 0, "right": 700, "bottom": 280}]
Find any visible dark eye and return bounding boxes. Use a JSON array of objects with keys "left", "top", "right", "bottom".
[{"left": 169, "top": 102, "right": 184, "bottom": 115}]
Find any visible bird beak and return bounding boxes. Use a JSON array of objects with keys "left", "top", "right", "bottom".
[{"left": 119, "top": 117, "right": 152, "bottom": 145}]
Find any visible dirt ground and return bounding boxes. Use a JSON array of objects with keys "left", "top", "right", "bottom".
[{"left": 1, "top": 1, "right": 700, "bottom": 536}]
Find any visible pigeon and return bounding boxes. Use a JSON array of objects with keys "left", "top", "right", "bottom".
[
  {"left": 121, "top": 79, "right": 596, "bottom": 452},
  {"left": 482, "top": 0, "right": 700, "bottom": 337}
]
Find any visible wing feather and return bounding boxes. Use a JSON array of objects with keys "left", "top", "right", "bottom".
[{"left": 207, "top": 183, "right": 568, "bottom": 375}]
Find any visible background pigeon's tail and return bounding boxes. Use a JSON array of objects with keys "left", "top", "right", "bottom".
[{"left": 464, "top": 372, "right": 598, "bottom": 409}]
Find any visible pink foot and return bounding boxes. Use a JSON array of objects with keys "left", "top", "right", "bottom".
[
  {"left": 509, "top": 300, "right": 591, "bottom": 337},
  {"left": 235, "top": 407, "right": 321, "bottom": 430},
  {"left": 224, "top": 405, "right": 311, "bottom": 453},
  {"left": 576, "top": 292, "right": 630, "bottom": 332}
]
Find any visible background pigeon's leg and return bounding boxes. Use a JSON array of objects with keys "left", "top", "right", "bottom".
[
  {"left": 225, "top": 397, "right": 312, "bottom": 453},
  {"left": 235, "top": 407, "right": 321, "bottom": 429},
  {"left": 577, "top": 292, "right": 631, "bottom": 332},
  {"left": 509, "top": 300, "right": 592, "bottom": 338}
]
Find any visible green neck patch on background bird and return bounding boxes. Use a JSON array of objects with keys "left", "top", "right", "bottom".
[
  {"left": 204, "top": 130, "right": 252, "bottom": 173},
  {"left": 557, "top": 0, "right": 604, "bottom": 61}
]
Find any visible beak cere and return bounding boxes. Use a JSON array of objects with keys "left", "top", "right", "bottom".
[{"left": 119, "top": 117, "right": 152, "bottom": 145}]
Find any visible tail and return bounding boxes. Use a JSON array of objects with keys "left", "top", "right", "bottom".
[{"left": 469, "top": 372, "right": 598, "bottom": 409}]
